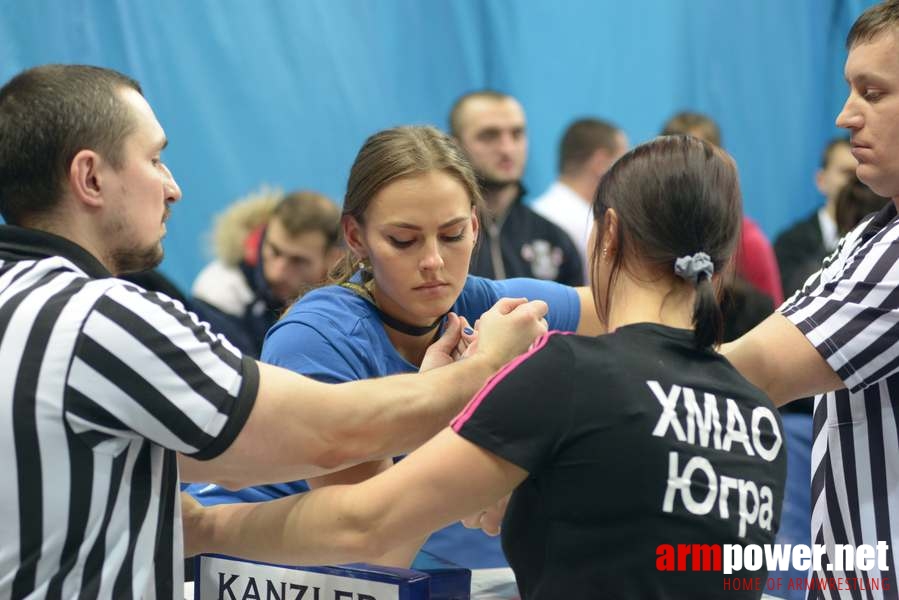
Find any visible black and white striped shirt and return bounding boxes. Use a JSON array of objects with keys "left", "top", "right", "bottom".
[
  {"left": 0, "top": 226, "right": 259, "bottom": 599},
  {"left": 781, "top": 202, "right": 899, "bottom": 599}
]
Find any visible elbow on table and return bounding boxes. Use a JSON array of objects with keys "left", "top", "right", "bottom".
[
  {"left": 332, "top": 529, "right": 390, "bottom": 564},
  {"left": 327, "top": 501, "right": 393, "bottom": 563}
]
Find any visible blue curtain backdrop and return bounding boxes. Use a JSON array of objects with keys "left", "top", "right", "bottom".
[{"left": 0, "top": 0, "right": 879, "bottom": 291}]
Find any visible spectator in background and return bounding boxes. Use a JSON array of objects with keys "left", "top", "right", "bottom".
[
  {"left": 774, "top": 138, "right": 856, "bottom": 298},
  {"left": 661, "top": 111, "right": 784, "bottom": 306},
  {"left": 532, "top": 118, "right": 629, "bottom": 279},
  {"left": 449, "top": 90, "right": 584, "bottom": 285},
  {"left": 835, "top": 174, "right": 890, "bottom": 236},
  {"left": 191, "top": 188, "right": 341, "bottom": 356}
]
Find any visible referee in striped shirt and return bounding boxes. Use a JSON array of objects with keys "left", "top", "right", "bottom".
[
  {"left": 0, "top": 64, "right": 548, "bottom": 599},
  {"left": 726, "top": 2, "right": 899, "bottom": 596}
]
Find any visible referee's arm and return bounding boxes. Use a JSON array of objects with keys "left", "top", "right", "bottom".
[{"left": 721, "top": 312, "right": 844, "bottom": 407}]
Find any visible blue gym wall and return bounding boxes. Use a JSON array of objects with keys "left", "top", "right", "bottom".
[{"left": 0, "top": 0, "right": 878, "bottom": 291}]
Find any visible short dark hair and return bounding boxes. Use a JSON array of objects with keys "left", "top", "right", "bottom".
[
  {"left": 847, "top": 0, "right": 899, "bottom": 49},
  {"left": 558, "top": 118, "right": 621, "bottom": 175},
  {"left": 448, "top": 90, "right": 512, "bottom": 138},
  {"left": 660, "top": 111, "right": 722, "bottom": 147},
  {"left": 591, "top": 135, "right": 742, "bottom": 348},
  {"left": 0, "top": 64, "right": 142, "bottom": 224},
  {"left": 274, "top": 191, "right": 341, "bottom": 247},
  {"left": 820, "top": 137, "right": 851, "bottom": 169}
]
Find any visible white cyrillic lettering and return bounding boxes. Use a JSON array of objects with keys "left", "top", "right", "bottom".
[
  {"left": 751, "top": 407, "right": 782, "bottom": 461},
  {"left": 737, "top": 479, "right": 759, "bottom": 537},
  {"left": 758, "top": 486, "right": 774, "bottom": 531},
  {"left": 683, "top": 388, "right": 722, "bottom": 448},
  {"left": 724, "top": 399, "right": 754, "bottom": 456},
  {"left": 719, "top": 475, "right": 738, "bottom": 519},
  {"left": 663, "top": 452, "right": 717, "bottom": 515},
  {"left": 649, "top": 381, "right": 686, "bottom": 441}
]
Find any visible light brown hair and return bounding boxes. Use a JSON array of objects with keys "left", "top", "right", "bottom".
[{"left": 329, "top": 125, "right": 483, "bottom": 285}]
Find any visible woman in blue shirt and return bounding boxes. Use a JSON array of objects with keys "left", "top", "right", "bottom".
[{"left": 189, "top": 125, "right": 600, "bottom": 567}]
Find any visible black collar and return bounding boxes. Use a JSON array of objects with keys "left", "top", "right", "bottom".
[
  {"left": 340, "top": 281, "right": 447, "bottom": 337},
  {"left": 860, "top": 202, "right": 899, "bottom": 242},
  {"left": 0, "top": 225, "right": 112, "bottom": 278}
]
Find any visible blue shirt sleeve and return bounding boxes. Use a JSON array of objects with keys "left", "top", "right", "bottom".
[
  {"left": 463, "top": 276, "right": 580, "bottom": 332},
  {"left": 261, "top": 319, "right": 367, "bottom": 384}
]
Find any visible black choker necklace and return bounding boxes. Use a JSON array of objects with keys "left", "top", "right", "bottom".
[
  {"left": 340, "top": 282, "right": 447, "bottom": 337},
  {"left": 376, "top": 307, "right": 446, "bottom": 336}
]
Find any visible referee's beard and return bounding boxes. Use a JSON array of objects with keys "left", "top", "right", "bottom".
[{"left": 110, "top": 241, "right": 164, "bottom": 276}]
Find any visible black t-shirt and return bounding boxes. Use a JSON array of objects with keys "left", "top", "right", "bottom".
[{"left": 452, "top": 324, "right": 786, "bottom": 599}]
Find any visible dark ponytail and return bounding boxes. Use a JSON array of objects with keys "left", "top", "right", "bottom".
[
  {"left": 673, "top": 251, "right": 725, "bottom": 349},
  {"left": 590, "top": 135, "right": 742, "bottom": 349},
  {"left": 692, "top": 274, "right": 723, "bottom": 349}
]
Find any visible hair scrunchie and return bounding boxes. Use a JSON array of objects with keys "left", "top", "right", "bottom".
[{"left": 674, "top": 252, "right": 714, "bottom": 284}]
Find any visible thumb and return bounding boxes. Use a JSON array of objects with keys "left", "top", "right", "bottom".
[{"left": 459, "top": 316, "right": 476, "bottom": 343}]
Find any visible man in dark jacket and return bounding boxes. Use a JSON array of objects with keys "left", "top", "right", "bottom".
[
  {"left": 449, "top": 91, "right": 584, "bottom": 285},
  {"left": 774, "top": 137, "right": 856, "bottom": 298}
]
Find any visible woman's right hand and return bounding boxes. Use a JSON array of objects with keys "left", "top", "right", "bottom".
[{"left": 474, "top": 297, "right": 549, "bottom": 370}]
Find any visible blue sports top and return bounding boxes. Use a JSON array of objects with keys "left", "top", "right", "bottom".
[{"left": 262, "top": 275, "right": 579, "bottom": 380}]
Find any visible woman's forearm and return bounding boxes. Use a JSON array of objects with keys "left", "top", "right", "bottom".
[{"left": 195, "top": 485, "right": 389, "bottom": 566}]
